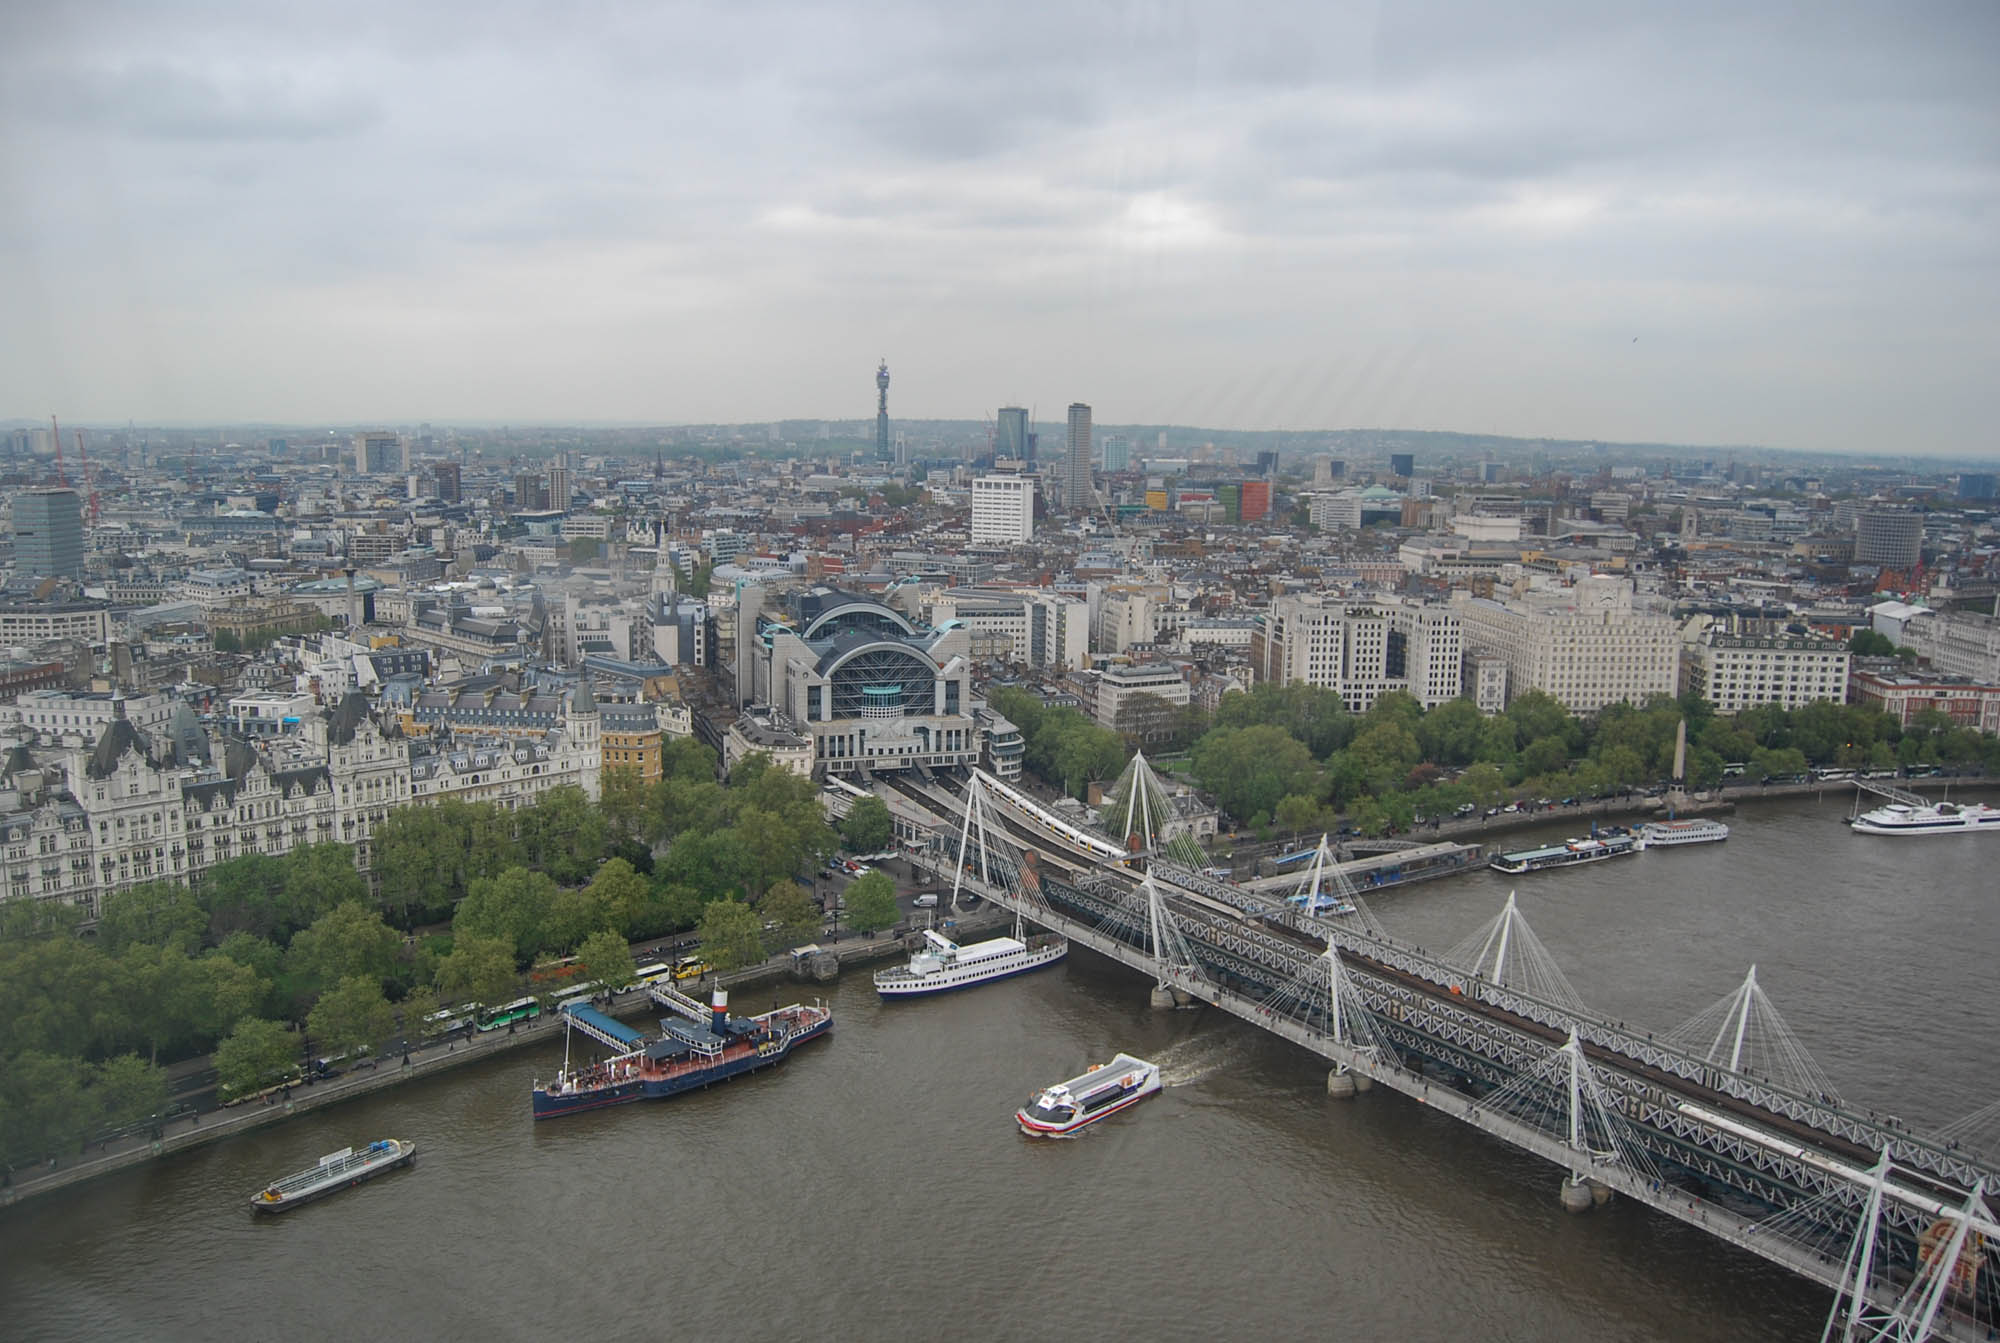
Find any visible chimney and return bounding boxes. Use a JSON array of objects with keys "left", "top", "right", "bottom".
[{"left": 710, "top": 987, "right": 729, "bottom": 1035}]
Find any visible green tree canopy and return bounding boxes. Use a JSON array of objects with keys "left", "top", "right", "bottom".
[
  {"left": 97, "top": 881, "right": 207, "bottom": 955},
  {"left": 576, "top": 928, "right": 637, "bottom": 993},
  {"left": 307, "top": 975, "right": 396, "bottom": 1060},
  {"left": 434, "top": 934, "right": 520, "bottom": 1008},
  {"left": 453, "top": 867, "right": 561, "bottom": 963},
  {"left": 1191, "top": 724, "right": 1320, "bottom": 822},
  {"left": 214, "top": 1018, "right": 300, "bottom": 1100},
  {"left": 843, "top": 870, "right": 901, "bottom": 934},
  {"left": 841, "top": 796, "right": 893, "bottom": 853},
  {"left": 696, "top": 899, "right": 765, "bottom": 971},
  {"left": 758, "top": 879, "right": 820, "bottom": 948},
  {"left": 285, "top": 902, "right": 400, "bottom": 996}
]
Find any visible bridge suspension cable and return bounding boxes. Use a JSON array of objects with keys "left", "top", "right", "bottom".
[
  {"left": 1102, "top": 750, "right": 1209, "bottom": 868},
  {"left": 1665, "top": 964, "right": 1842, "bottom": 1105},
  {"left": 1444, "top": 892, "right": 1588, "bottom": 1015}
]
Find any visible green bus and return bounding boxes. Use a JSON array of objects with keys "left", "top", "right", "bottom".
[{"left": 477, "top": 996, "right": 541, "bottom": 1031}]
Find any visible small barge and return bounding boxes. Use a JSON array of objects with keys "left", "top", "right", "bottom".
[
  {"left": 1488, "top": 828, "right": 1643, "bottom": 875},
  {"left": 250, "top": 1139, "right": 415, "bottom": 1213}
]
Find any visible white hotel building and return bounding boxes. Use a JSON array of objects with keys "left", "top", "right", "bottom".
[
  {"left": 1452, "top": 577, "right": 1678, "bottom": 713},
  {"left": 1679, "top": 627, "right": 1852, "bottom": 714}
]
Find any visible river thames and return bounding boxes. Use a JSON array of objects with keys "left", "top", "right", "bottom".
[{"left": 2, "top": 793, "right": 1993, "bottom": 1342}]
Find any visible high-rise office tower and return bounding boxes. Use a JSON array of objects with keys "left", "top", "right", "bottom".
[
  {"left": 13, "top": 488, "right": 84, "bottom": 578},
  {"left": 355, "top": 432, "right": 401, "bottom": 475},
  {"left": 1855, "top": 508, "right": 1922, "bottom": 569},
  {"left": 970, "top": 473, "right": 1036, "bottom": 544},
  {"left": 996, "top": 406, "right": 1029, "bottom": 462},
  {"left": 1389, "top": 452, "right": 1415, "bottom": 478},
  {"left": 1100, "top": 436, "right": 1130, "bottom": 474},
  {"left": 432, "top": 462, "right": 462, "bottom": 503},
  {"left": 875, "top": 360, "right": 892, "bottom": 461},
  {"left": 547, "top": 464, "right": 572, "bottom": 509},
  {"left": 514, "top": 472, "right": 550, "bottom": 511},
  {"left": 1065, "top": 403, "right": 1094, "bottom": 512}
]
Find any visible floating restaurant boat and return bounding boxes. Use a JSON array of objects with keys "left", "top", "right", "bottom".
[
  {"left": 1015, "top": 1054, "right": 1161, "bottom": 1137},
  {"left": 874, "top": 917, "right": 1067, "bottom": 999},
  {"left": 1639, "top": 818, "right": 1731, "bottom": 847},
  {"left": 1487, "top": 828, "right": 1644, "bottom": 875},
  {"left": 250, "top": 1139, "right": 415, "bottom": 1213},
  {"left": 1850, "top": 799, "right": 2000, "bottom": 836},
  {"left": 532, "top": 984, "right": 831, "bottom": 1120}
]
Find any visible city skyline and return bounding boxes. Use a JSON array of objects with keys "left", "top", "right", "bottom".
[{"left": 2, "top": 4, "right": 1996, "bottom": 455}]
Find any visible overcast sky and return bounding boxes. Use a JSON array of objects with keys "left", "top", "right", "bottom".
[{"left": 2, "top": 2, "right": 1995, "bottom": 454}]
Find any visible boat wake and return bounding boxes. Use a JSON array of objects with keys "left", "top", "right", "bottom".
[{"left": 1154, "top": 1037, "right": 1235, "bottom": 1088}]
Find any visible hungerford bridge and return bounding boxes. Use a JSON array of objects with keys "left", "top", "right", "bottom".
[{"left": 888, "top": 756, "right": 2000, "bottom": 1342}]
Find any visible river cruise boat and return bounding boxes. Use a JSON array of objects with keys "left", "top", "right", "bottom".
[
  {"left": 1488, "top": 829, "right": 1644, "bottom": 875},
  {"left": 1639, "top": 818, "right": 1731, "bottom": 847},
  {"left": 532, "top": 986, "right": 831, "bottom": 1120},
  {"left": 1850, "top": 799, "right": 2000, "bottom": 836},
  {"left": 1016, "top": 1054, "right": 1161, "bottom": 1137},
  {"left": 250, "top": 1139, "right": 415, "bottom": 1213},
  {"left": 874, "top": 922, "right": 1067, "bottom": 999}
]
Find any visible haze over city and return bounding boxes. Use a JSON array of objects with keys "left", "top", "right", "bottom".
[{"left": 2, "top": 2, "right": 1996, "bottom": 451}]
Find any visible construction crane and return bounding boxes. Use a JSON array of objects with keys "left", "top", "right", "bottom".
[
  {"left": 50, "top": 414, "right": 69, "bottom": 487},
  {"left": 75, "top": 430, "right": 100, "bottom": 524}
]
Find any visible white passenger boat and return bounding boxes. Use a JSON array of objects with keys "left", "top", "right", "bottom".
[
  {"left": 1639, "top": 818, "right": 1731, "bottom": 847},
  {"left": 1016, "top": 1054, "right": 1161, "bottom": 1136},
  {"left": 1850, "top": 800, "right": 2000, "bottom": 836},
  {"left": 874, "top": 921, "right": 1067, "bottom": 999},
  {"left": 250, "top": 1139, "right": 415, "bottom": 1212}
]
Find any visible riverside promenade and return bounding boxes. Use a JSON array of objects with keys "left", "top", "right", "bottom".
[{"left": 0, "top": 909, "right": 1007, "bottom": 1209}]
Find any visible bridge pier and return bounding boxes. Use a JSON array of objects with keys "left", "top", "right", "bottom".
[
  {"left": 1149, "top": 984, "right": 1175, "bottom": 1010},
  {"left": 1325, "top": 1065, "right": 1371, "bottom": 1098},
  {"left": 1560, "top": 1176, "right": 1596, "bottom": 1213}
]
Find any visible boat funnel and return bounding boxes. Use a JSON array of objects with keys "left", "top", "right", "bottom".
[{"left": 711, "top": 987, "right": 729, "bottom": 1034}]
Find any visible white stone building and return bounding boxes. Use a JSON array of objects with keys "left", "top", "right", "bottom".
[{"left": 1452, "top": 577, "right": 1678, "bottom": 713}]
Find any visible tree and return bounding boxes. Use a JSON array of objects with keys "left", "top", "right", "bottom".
[
  {"left": 515, "top": 785, "right": 609, "bottom": 885},
  {"left": 115, "top": 944, "right": 201, "bottom": 1064},
  {"left": 1274, "top": 793, "right": 1320, "bottom": 838},
  {"left": 584, "top": 858, "right": 652, "bottom": 937},
  {"left": 696, "top": 899, "right": 765, "bottom": 971},
  {"left": 370, "top": 805, "right": 463, "bottom": 924},
  {"left": 285, "top": 902, "right": 400, "bottom": 996},
  {"left": 758, "top": 879, "right": 820, "bottom": 948},
  {"left": 214, "top": 1018, "right": 300, "bottom": 1100},
  {"left": 0, "top": 1051, "right": 90, "bottom": 1160},
  {"left": 453, "top": 867, "right": 560, "bottom": 963},
  {"left": 843, "top": 870, "right": 900, "bottom": 934},
  {"left": 400, "top": 985, "right": 445, "bottom": 1041},
  {"left": 189, "top": 951, "right": 270, "bottom": 1044},
  {"left": 281, "top": 844, "right": 369, "bottom": 930},
  {"left": 92, "top": 1054, "right": 170, "bottom": 1131},
  {"left": 198, "top": 853, "right": 291, "bottom": 942},
  {"left": 1417, "top": 698, "right": 1485, "bottom": 768},
  {"left": 307, "top": 975, "right": 396, "bottom": 1060},
  {"left": 1192, "top": 724, "right": 1320, "bottom": 822},
  {"left": 1849, "top": 628, "right": 1897, "bottom": 657},
  {"left": 97, "top": 880, "right": 207, "bottom": 955},
  {"left": 434, "top": 934, "right": 520, "bottom": 1008},
  {"left": 212, "top": 629, "right": 242, "bottom": 653},
  {"left": 599, "top": 766, "right": 655, "bottom": 843},
  {"left": 577, "top": 928, "right": 638, "bottom": 994},
  {"left": 841, "top": 796, "right": 893, "bottom": 853}
]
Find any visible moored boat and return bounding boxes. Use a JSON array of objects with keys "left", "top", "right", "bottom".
[
  {"left": 531, "top": 985, "right": 831, "bottom": 1120},
  {"left": 874, "top": 920, "right": 1067, "bottom": 999},
  {"left": 1640, "top": 818, "right": 1730, "bottom": 847},
  {"left": 250, "top": 1139, "right": 415, "bottom": 1213},
  {"left": 1488, "top": 828, "right": 1644, "bottom": 875},
  {"left": 1850, "top": 800, "right": 2000, "bottom": 836},
  {"left": 1016, "top": 1054, "right": 1161, "bottom": 1137}
]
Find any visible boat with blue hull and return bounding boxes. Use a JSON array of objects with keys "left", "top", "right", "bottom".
[{"left": 532, "top": 985, "right": 831, "bottom": 1120}]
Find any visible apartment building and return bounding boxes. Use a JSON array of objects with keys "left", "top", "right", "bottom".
[
  {"left": 1251, "top": 595, "right": 1463, "bottom": 711},
  {"left": 1680, "top": 628, "right": 1852, "bottom": 713}
]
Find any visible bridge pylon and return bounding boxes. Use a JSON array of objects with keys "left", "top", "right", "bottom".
[
  {"left": 1667, "top": 962, "right": 1841, "bottom": 1104},
  {"left": 1103, "top": 750, "right": 1208, "bottom": 869},
  {"left": 1446, "top": 891, "right": 1587, "bottom": 1014},
  {"left": 1141, "top": 871, "right": 1208, "bottom": 1008},
  {"left": 1823, "top": 1149, "right": 1989, "bottom": 1343}
]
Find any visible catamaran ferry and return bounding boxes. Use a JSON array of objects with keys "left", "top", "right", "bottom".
[
  {"left": 1016, "top": 1054, "right": 1161, "bottom": 1136},
  {"left": 1488, "top": 829, "right": 1643, "bottom": 875},
  {"left": 1851, "top": 800, "right": 2000, "bottom": 836},
  {"left": 1639, "top": 818, "right": 1731, "bottom": 847},
  {"left": 873, "top": 923, "right": 1067, "bottom": 998}
]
